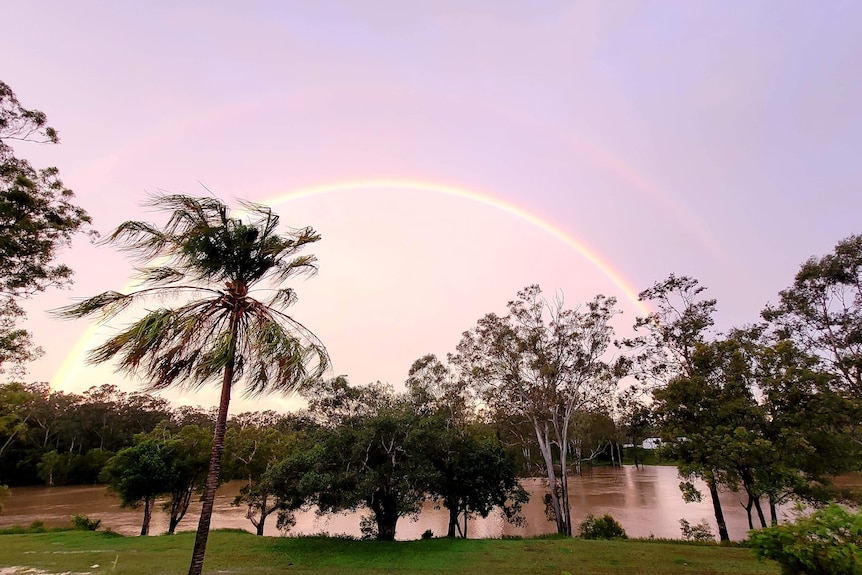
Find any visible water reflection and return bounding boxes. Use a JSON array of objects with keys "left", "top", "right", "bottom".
[{"left": 0, "top": 466, "right": 793, "bottom": 540}]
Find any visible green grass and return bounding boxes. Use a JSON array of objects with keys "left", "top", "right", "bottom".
[{"left": 0, "top": 530, "right": 780, "bottom": 575}]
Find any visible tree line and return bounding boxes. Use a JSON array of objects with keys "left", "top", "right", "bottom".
[{"left": 0, "top": 378, "right": 528, "bottom": 541}]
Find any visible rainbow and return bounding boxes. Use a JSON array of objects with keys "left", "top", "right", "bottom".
[
  {"left": 52, "top": 178, "right": 649, "bottom": 391},
  {"left": 262, "top": 179, "right": 649, "bottom": 311}
]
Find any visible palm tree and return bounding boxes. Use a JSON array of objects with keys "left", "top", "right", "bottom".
[{"left": 57, "top": 194, "right": 328, "bottom": 575}]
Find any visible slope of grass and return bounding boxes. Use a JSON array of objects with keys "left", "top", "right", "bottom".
[{"left": 0, "top": 530, "right": 779, "bottom": 575}]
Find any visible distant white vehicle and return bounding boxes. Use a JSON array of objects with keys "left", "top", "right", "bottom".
[{"left": 641, "top": 437, "right": 663, "bottom": 450}]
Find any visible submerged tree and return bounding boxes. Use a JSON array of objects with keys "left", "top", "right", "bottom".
[{"left": 57, "top": 195, "right": 328, "bottom": 575}]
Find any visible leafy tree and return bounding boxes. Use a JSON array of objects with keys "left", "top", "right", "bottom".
[
  {"left": 406, "top": 354, "right": 527, "bottom": 538},
  {"left": 763, "top": 235, "right": 862, "bottom": 396},
  {"left": 423, "top": 421, "right": 527, "bottom": 538},
  {"left": 615, "top": 389, "right": 655, "bottom": 469},
  {"left": 750, "top": 335, "right": 861, "bottom": 521},
  {"left": 406, "top": 354, "right": 475, "bottom": 428},
  {"left": 100, "top": 439, "right": 172, "bottom": 535},
  {"left": 156, "top": 424, "right": 212, "bottom": 534},
  {"left": 0, "top": 382, "right": 36, "bottom": 462},
  {"left": 250, "top": 432, "right": 319, "bottom": 535},
  {"left": 621, "top": 275, "right": 732, "bottom": 541},
  {"left": 763, "top": 235, "right": 862, "bottom": 466},
  {"left": 653, "top": 336, "right": 763, "bottom": 537},
  {"left": 224, "top": 413, "right": 306, "bottom": 535},
  {"left": 452, "top": 285, "right": 618, "bottom": 536},
  {"left": 0, "top": 80, "right": 92, "bottom": 372},
  {"left": 300, "top": 379, "right": 434, "bottom": 540},
  {"left": 579, "top": 513, "right": 628, "bottom": 540},
  {"left": 57, "top": 195, "right": 328, "bottom": 575}
]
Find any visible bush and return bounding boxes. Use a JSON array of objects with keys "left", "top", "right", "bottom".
[
  {"left": 421, "top": 529, "right": 434, "bottom": 540},
  {"left": 579, "top": 514, "right": 628, "bottom": 540},
  {"left": 359, "top": 515, "right": 377, "bottom": 541},
  {"left": 28, "top": 520, "right": 46, "bottom": 533},
  {"left": 71, "top": 514, "right": 101, "bottom": 531},
  {"left": 680, "top": 518, "right": 714, "bottom": 543},
  {"left": 748, "top": 503, "right": 862, "bottom": 575}
]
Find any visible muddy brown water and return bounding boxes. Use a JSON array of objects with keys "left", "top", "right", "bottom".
[{"left": 0, "top": 466, "right": 793, "bottom": 540}]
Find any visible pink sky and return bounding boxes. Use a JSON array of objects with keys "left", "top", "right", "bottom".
[{"left": 5, "top": 1, "right": 862, "bottom": 411}]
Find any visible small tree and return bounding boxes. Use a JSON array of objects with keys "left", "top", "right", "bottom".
[
  {"left": 579, "top": 514, "right": 628, "bottom": 539},
  {"left": 100, "top": 439, "right": 171, "bottom": 535},
  {"left": 159, "top": 425, "right": 211, "bottom": 534}
]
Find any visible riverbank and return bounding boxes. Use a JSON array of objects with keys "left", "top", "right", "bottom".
[{"left": 0, "top": 530, "right": 778, "bottom": 575}]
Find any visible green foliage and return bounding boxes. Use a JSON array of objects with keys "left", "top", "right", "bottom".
[
  {"left": 763, "top": 234, "right": 862, "bottom": 396},
  {"left": 749, "top": 504, "right": 862, "bottom": 575},
  {"left": 680, "top": 518, "right": 714, "bottom": 543},
  {"left": 71, "top": 514, "right": 101, "bottom": 531},
  {"left": 100, "top": 439, "right": 172, "bottom": 535},
  {"left": 0, "top": 80, "right": 92, "bottom": 372},
  {"left": 578, "top": 513, "right": 628, "bottom": 540},
  {"left": 100, "top": 440, "right": 170, "bottom": 508}
]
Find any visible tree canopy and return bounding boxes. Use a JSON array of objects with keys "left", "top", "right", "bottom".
[{"left": 0, "top": 80, "right": 92, "bottom": 372}]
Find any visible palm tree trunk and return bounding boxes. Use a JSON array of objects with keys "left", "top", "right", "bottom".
[{"left": 188, "top": 357, "right": 235, "bottom": 575}]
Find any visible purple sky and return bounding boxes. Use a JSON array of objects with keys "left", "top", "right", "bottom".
[{"left": 5, "top": 1, "right": 862, "bottom": 411}]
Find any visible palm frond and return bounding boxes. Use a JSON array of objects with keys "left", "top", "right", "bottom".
[
  {"left": 68, "top": 193, "right": 328, "bottom": 396},
  {"left": 267, "top": 288, "right": 298, "bottom": 309},
  {"left": 53, "top": 291, "right": 133, "bottom": 320},
  {"left": 132, "top": 266, "right": 186, "bottom": 286}
]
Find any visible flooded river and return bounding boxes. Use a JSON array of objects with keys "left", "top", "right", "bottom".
[{"left": 0, "top": 466, "right": 790, "bottom": 540}]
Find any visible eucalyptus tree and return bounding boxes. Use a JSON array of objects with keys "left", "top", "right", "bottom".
[
  {"left": 452, "top": 285, "right": 618, "bottom": 536},
  {"left": 763, "top": 235, "right": 862, "bottom": 395},
  {"left": 619, "top": 275, "right": 731, "bottom": 541},
  {"left": 57, "top": 195, "right": 328, "bottom": 575}
]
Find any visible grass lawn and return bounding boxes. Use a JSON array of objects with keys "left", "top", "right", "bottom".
[{"left": 0, "top": 530, "right": 780, "bottom": 575}]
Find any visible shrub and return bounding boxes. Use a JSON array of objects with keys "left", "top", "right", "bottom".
[
  {"left": 28, "top": 520, "right": 46, "bottom": 533},
  {"left": 71, "top": 514, "right": 102, "bottom": 531},
  {"left": 680, "top": 518, "right": 714, "bottom": 543},
  {"left": 579, "top": 514, "right": 628, "bottom": 540},
  {"left": 421, "top": 529, "right": 434, "bottom": 540},
  {"left": 748, "top": 503, "right": 862, "bottom": 575},
  {"left": 359, "top": 515, "right": 377, "bottom": 541}
]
